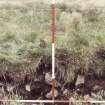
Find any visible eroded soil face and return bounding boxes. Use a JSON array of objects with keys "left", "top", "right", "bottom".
[
  {"left": 0, "top": 55, "right": 52, "bottom": 100},
  {"left": 0, "top": 50, "right": 105, "bottom": 104}
]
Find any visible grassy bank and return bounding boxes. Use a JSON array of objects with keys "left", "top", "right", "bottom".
[{"left": 0, "top": 2, "right": 51, "bottom": 64}]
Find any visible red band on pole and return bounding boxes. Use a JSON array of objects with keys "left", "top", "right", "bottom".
[
  {"left": 52, "top": 79, "right": 55, "bottom": 100},
  {"left": 51, "top": 4, "right": 56, "bottom": 43}
]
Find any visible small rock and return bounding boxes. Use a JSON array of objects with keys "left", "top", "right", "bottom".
[
  {"left": 25, "top": 84, "right": 31, "bottom": 92},
  {"left": 45, "top": 72, "right": 52, "bottom": 84},
  {"left": 75, "top": 75, "right": 85, "bottom": 86}
]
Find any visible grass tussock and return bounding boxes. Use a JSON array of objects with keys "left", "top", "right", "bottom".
[{"left": 56, "top": 3, "right": 105, "bottom": 82}]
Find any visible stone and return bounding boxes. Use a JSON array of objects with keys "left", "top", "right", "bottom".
[
  {"left": 75, "top": 75, "right": 85, "bottom": 86},
  {"left": 45, "top": 72, "right": 52, "bottom": 84},
  {"left": 25, "top": 84, "right": 31, "bottom": 92}
]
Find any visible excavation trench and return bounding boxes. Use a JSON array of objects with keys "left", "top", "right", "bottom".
[{"left": 0, "top": 49, "right": 105, "bottom": 100}]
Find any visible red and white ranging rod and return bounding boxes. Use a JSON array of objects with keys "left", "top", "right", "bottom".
[{"left": 51, "top": 0, "right": 56, "bottom": 100}]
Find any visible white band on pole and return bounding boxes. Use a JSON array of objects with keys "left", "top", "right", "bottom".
[
  {"left": 52, "top": 0, "right": 55, "bottom": 4},
  {"left": 52, "top": 43, "right": 55, "bottom": 79}
]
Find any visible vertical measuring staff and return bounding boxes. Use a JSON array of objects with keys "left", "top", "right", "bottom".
[{"left": 51, "top": 0, "right": 56, "bottom": 100}]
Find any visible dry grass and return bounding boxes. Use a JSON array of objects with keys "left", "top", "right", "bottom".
[
  {"left": 56, "top": 3, "right": 105, "bottom": 82},
  {"left": 0, "top": 2, "right": 51, "bottom": 64}
]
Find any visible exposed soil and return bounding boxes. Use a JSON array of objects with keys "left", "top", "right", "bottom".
[{"left": 0, "top": 49, "right": 105, "bottom": 105}]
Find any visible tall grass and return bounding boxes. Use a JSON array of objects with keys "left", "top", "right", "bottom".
[
  {"left": 56, "top": 3, "right": 105, "bottom": 81},
  {"left": 0, "top": 2, "right": 51, "bottom": 63}
]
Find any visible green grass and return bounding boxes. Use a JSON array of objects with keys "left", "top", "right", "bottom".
[
  {"left": 0, "top": 1, "right": 105, "bottom": 81},
  {"left": 56, "top": 3, "right": 105, "bottom": 81},
  {"left": 0, "top": 2, "right": 51, "bottom": 63}
]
